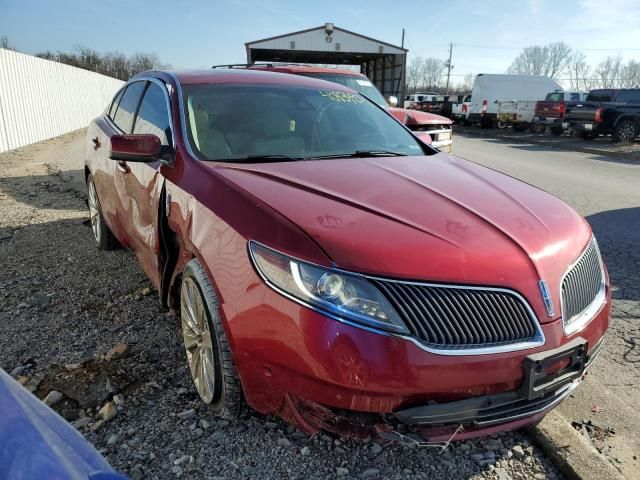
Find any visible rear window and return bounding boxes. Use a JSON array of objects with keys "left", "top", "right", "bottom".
[
  {"left": 569, "top": 93, "right": 581, "bottom": 102},
  {"left": 586, "top": 90, "right": 614, "bottom": 102},
  {"left": 615, "top": 90, "right": 640, "bottom": 103},
  {"left": 544, "top": 92, "right": 564, "bottom": 102}
]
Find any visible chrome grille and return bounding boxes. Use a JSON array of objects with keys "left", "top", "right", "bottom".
[
  {"left": 372, "top": 280, "right": 539, "bottom": 350},
  {"left": 561, "top": 239, "right": 604, "bottom": 332}
]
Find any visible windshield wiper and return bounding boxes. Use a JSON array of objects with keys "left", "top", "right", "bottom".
[
  {"left": 228, "top": 154, "right": 305, "bottom": 163},
  {"left": 309, "top": 150, "right": 408, "bottom": 160}
]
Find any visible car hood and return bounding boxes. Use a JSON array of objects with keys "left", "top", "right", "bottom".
[
  {"left": 213, "top": 153, "right": 591, "bottom": 320},
  {"left": 389, "top": 107, "right": 451, "bottom": 126}
]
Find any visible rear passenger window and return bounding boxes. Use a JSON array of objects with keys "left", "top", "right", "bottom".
[
  {"left": 133, "top": 83, "right": 171, "bottom": 145},
  {"left": 586, "top": 90, "right": 614, "bottom": 102},
  {"left": 109, "top": 88, "right": 125, "bottom": 119},
  {"left": 112, "top": 81, "right": 146, "bottom": 133},
  {"left": 615, "top": 90, "right": 640, "bottom": 103}
]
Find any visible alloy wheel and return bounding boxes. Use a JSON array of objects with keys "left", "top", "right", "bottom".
[
  {"left": 181, "top": 277, "right": 218, "bottom": 403},
  {"left": 618, "top": 122, "right": 636, "bottom": 142},
  {"left": 87, "top": 179, "right": 101, "bottom": 243}
]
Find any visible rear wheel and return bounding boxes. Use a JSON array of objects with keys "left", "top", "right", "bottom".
[
  {"left": 87, "top": 174, "right": 119, "bottom": 250},
  {"left": 480, "top": 117, "right": 494, "bottom": 129},
  {"left": 579, "top": 131, "right": 597, "bottom": 140},
  {"left": 180, "top": 259, "right": 245, "bottom": 419},
  {"left": 613, "top": 120, "right": 638, "bottom": 143}
]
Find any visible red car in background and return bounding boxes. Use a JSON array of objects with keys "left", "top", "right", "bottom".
[
  {"left": 242, "top": 64, "right": 454, "bottom": 153},
  {"left": 85, "top": 69, "right": 609, "bottom": 442}
]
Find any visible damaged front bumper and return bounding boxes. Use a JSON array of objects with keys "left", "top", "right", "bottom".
[{"left": 278, "top": 336, "right": 604, "bottom": 444}]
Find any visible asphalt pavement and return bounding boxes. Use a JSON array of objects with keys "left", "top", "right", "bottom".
[{"left": 453, "top": 132, "right": 640, "bottom": 479}]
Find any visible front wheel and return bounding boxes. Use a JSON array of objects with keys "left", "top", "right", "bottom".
[
  {"left": 613, "top": 120, "right": 638, "bottom": 143},
  {"left": 87, "top": 174, "right": 119, "bottom": 250},
  {"left": 180, "top": 259, "right": 245, "bottom": 419}
]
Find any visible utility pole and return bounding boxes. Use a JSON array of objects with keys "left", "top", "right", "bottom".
[{"left": 445, "top": 42, "right": 453, "bottom": 94}]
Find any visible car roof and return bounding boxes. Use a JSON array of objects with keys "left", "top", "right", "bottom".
[
  {"left": 248, "top": 65, "right": 364, "bottom": 77},
  {"left": 142, "top": 69, "right": 356, "bottom": 88}
]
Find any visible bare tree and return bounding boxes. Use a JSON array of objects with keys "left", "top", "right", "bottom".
[
  {"left": 620, "top": 60, "right": 640, "bottom": 88},
  {"left": 1, "top": 35, "right": 16, "bottom": 51},
  {"left": 33, "top": 46, "right": 171, "bottom": 80},
  {"left": 508, "top": 42, "right": 572, "bottom": 78},
  {"left": 460, "top": 73, "right": 474, "bottom": 92},
  {"left": 407, "top": 56, "right": 424, "bottom": 94},
  {"left": 421, "top": 58, "right": 446, "bottom": 90},
  {"left": 568, "top": 52, "right": 594, "bottom": 91},
  {"left": 595, "top": 56, "right": 624, "bottom": 88}
]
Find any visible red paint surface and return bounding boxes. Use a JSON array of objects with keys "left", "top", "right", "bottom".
[{"left": 85, "top": 69, "right": 611, "bottom": 436}]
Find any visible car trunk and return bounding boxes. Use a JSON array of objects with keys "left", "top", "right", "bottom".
[
  {"left": 564, "top": 103, "right": 600, "bottom": 122},
  {"left": 535, "top": 101, "right": 565, "bottom": 119}
]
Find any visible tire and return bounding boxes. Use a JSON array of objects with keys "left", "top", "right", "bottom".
[
  {"left": 579, "top": 131, "right": 598, "bottom": 140},
  {"left": 180, "top": 258, "right": 245, "bottom": 419},
  {"left": 550, "top": 127, "right": 563, "bottom": 136},
  {"left": 497, "top": 121, "right": 508, "bottom": 130},
  {"left": 512, "top": 124, "right": 526, "bottom": 132},
  {"left": 613, "top": 119, "right": 638, "bottom": 143},
  {"left": 480, "top": 117, "right": 494, "bottom": 129},
  {"left": 87, "top": 174, "right": 119, "bottom": 250}
]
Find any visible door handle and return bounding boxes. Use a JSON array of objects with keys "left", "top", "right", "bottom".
[
  {"left": 116, "top": 161, "right": 131, "bottom": 174},
  {"left": 92, "top": 137, "right": 101, "bottom": 150}
]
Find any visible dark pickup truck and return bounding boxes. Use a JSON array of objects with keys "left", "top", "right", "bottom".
[
  {"left": 532, "top": 91, "right": 586, "bottom": 135},
  {"left": 564, "top": 88, "right": 640, "bottom": 142}
]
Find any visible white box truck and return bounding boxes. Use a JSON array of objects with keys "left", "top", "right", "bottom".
[{"left": 467, "top": 74, "right": 562, "bottom": 128}]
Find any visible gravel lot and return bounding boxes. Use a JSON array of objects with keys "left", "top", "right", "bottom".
[{"left": 0, "top": 130, "right": 564, "bottom": 480}]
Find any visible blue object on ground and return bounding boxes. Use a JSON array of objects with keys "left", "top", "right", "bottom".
[{"left": 0, "top": 368, "right": 127, "bottom": 479}]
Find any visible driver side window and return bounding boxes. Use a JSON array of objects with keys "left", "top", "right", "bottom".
[{"left": 133, "top": 83, "right": 171, "bottom": 145}]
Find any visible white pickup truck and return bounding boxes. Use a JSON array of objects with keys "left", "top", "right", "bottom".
[
  {"left": 451, "top": 94, "right": 471, "bottom": 124},
  {"left": 497, "top": 100, "right": 538, "bottom": 131}
]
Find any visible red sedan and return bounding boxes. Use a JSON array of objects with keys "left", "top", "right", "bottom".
[{"left": 85, "top": 69, "right": 610, "bottom": 441}]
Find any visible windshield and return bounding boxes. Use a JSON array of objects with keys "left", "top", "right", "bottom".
[
  {"left": 296, "top": 72, "right": 388, "bottom": 107},
  {"left": 181, "top": 83, "right": 427, "bottom": 162}
]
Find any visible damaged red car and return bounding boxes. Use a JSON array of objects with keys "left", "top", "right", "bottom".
[{"left": 85, "top": 69, "right": 610, "bottom": 442}]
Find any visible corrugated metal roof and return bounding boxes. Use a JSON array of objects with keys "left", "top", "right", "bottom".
[{"left": 246, "top": 25, "right": 407, "bottom": 55}]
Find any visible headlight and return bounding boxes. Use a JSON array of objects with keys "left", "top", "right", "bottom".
[{"left": 249, "top": 242, "right": 408, "bottom": 334}]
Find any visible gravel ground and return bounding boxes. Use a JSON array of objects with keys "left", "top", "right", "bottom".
[{"left": 0, "top": 131, "right": 563, "bottom": 480}]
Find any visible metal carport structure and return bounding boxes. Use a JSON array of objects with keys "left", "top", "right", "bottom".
[{"left": 246, "top": 24, "right": 407, "bottom": 101}]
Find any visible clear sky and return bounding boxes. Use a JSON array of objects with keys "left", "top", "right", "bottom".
[{"left": 1, "top": 0, "right": 639, "bottom": 85}]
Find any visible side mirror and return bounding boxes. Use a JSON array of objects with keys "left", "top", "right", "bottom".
[
  {"left": 387, "top": 95, "right": 398, "bottom": 107},
  {"left": 109, "top": 134, "right": 161, "bottom": 162}
]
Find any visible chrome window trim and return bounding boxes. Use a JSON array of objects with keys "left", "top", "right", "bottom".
[
  {"left": 248, "top": 240, "right": 546, "bottom": 356},
  {"left": 560, "top": 236, "right": 607, "bottom": 336}
]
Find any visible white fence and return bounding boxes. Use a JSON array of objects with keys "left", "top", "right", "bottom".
[{"left": 0, "top": 48, "right": 124, "bottom": 153}]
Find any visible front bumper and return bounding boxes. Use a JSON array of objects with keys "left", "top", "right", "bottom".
[
  {"left": 232, "top": 277, "right": 611, "bottom": 433},
  {"left": 395, "top": 336, "right": 602, "bottom": 428}
]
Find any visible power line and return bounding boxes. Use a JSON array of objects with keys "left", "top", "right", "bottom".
[{"left": 454, "top": 43, "right": 640, "bottom": 52}]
